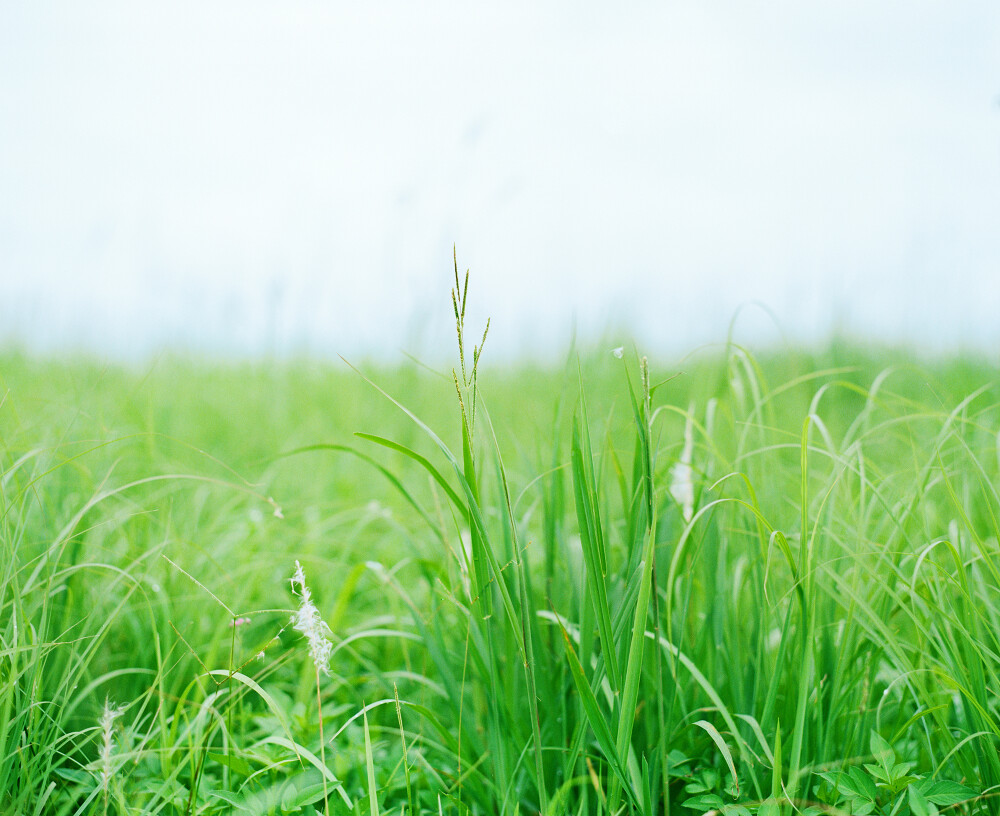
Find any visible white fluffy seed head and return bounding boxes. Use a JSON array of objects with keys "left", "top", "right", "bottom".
[
  {"left": 290, "top": 560, "right": 333, "bottom": 676},
  {"left": 669, "top": 404, "right": 696, "bottom": 523},
  {"left": 99, "top": 698, "right": 125, "bottom": 789}
]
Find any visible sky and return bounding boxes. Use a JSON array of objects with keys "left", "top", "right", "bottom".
[{"left": 1, "top": 2, "right": 998, "bottom": 363}]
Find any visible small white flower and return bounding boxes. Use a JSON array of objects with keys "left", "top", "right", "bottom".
[
  {"left": 290, "top": 560, "right": 333, "bottom": 676},
  {"left": 612, "top": 346, "right": 624, "bottom": 359}
]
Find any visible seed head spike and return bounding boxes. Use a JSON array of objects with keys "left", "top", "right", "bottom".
[
  {"left": 479, "top": 318, "right": 490, "bottom": 356},
  {"left": 290, "top": 560, "right": 333, "bottom": 676},
  {"left": 453, "top": 368, "right": 470, "bottom": 430},
  {"left": 99, "top": 697, "right": 126, "bottom": 800},
  {"left": 456, "top": 322, "right": 468, "bottom": 385}
]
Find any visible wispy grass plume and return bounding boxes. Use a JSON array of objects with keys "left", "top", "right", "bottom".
[
  {"left": 290, "top": 559, "right": 333, "bottom": 676},
  {"left": 98, "top": 698, "right": 125, "bottom": 815},
  {"left": 290, "top": 559, "right": 333, "bottom": 815}
]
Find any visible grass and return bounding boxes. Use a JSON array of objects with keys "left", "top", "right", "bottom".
[{"left": 3, "top": 285, "right": 1000, "bottom": 814}]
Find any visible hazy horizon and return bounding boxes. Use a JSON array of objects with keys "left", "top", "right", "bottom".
[{"left": 2, "top": 2, "right": 998, "bottom": 364}]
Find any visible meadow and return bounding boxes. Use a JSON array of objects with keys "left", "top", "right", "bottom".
[{"left": 4, "top": 296, "right": 1000, "bottom": 815}]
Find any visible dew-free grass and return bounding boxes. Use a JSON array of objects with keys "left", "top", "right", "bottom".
[{"left": 2, "top": 291, "right": 1000, "bottom": 814}]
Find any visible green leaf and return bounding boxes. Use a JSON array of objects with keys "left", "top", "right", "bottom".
[
  {"left": 207, "top": 751, "right": 253, "bottom": 777},
  {"left": 694, "top": 720, "right": 739, "bottom": 796},
  {"left": 613, "top": 520, "right": 657, "bottom": 803},
  {"left": 641, "top": 756, "right": 653, "bottom": 816},
  {"left": 554, "top": 614, "right": 634, "bottom": 800},
  {"left": 870, "top": 731, "right": 894, "bottom": 768},
  {"left": 909, "top": 784, "right": 937, "bottom": 816},
  {"left": 346, "top": 363, "right": 530, "bottom": 661},
  {"left": 892, "top": 776, "right": 922, "bottom": 795},
  {"left": 281, "top": 781, "right": 328, "bottom": 810},
  {"left": 569, "top": 408, "right": 620, "bottom": 692},
  {"left": 700, "top": 769, "right": 721, "bottom": 790},
  {"left": 816, "top": 770, "right": 838, "bottom": 788},
  {"left": 818, "top": 770, "right": 859, "bottom": 798},
  {"left": 364, "top": 709, "right": 380, "bottom": 816},
  {"left": 847, "top": 766, "right": 878, "bottom": 802},
  {"left": 919, "top": 780, "right": 978, "bottom": 806},
  {"left": 355, "top": 433, "right": 464, "bottom": 512},
  {"left": 207, "top": 790, "right": 249, "bottom": 811},
  {"left": 278, "top": 782, "right": 300, "bottom": 812},
  {"left": 770, "top": 724, "right": 782, "bottom": 800},
  {"left": 683, "top": 793, "right": 725, "bottom": 811},
  {"left": 274, "top": 442, "right": 446, "bottom": 542},
  {"left": 206, "top": 671, "right": 298, "bottom": 753},
  {"left": 138, "top": 778, "right": 188, "bottom": 806},
  {"left": 668, "top": 750, "right": 694, "bottom": 775},
  {"left": 255, "top": 736, "right": 353, "bottom": 808},
  {"left": 864, "top": 763, "right": 891, "bottom": 784},
  {"left": 53, "top": 768, "right": 90, "bottom": 783},
  {"left": 758, "top": 801, "right": 781, "bottom": 816}
]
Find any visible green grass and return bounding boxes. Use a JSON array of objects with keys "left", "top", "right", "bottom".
[{"left": 3, "top": 296, "right": 1000, "bottom": 814}]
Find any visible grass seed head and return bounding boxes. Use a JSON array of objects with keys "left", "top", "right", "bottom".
[
  {"left": 99, "top": 698, "right": 125, "bottom": 789},
  {"left": 290, "top": 560, "right": 333, "bottom": 676}
]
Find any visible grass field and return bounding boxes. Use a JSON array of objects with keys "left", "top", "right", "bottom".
[{"left": 4, "top": 296, "right": 1000, "bottom": 814}]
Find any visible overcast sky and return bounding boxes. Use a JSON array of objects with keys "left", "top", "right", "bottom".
[{"left": 1, "top": 2, "right": 998, "bottom": 362}]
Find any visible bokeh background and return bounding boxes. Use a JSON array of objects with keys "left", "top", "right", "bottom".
[{"left": 2, "top": 1, "right": 998, "bottom": 363}]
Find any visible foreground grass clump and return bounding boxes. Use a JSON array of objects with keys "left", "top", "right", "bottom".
[{"left": 2, "top": 325, "right": 1000, "bottom": 814}]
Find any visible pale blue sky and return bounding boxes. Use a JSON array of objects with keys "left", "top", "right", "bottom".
[{"left": 1, "top": 2, "right": 998, "bottom": 361}]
